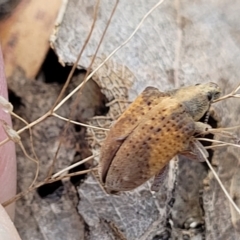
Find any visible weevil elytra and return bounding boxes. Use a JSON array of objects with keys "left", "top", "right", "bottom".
[{"left": 98, "top": 82, "right": 221, "bottom": 192}]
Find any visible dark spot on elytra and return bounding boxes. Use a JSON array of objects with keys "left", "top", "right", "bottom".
[
  {"left": 147, "top": 101, "right": 151, "bottom": 106},
  {"left": 148, "top": 137, "right": 152, "bottom": 141},
  {"left": 166, "top": 128, "right": 170, "bottom": 132},
  {"left": 132, "top": 118, "right": 137, "bottom": 123},
  {"left": 160, "top": 116, "right": 165, "bottom": 121},
  {"left": 175, "top": 116, "right": 180, "bottom": 122},
  {"left": 144, "top": 162, "right": 150, "bottom": 168},
  {"left": 151, "top": 117, "right": 155, "bottom": 121},
  {"left": 150, "top": 126, "right": 154, "bottom": 130},
  {"left": 156, "top": 128, "right": 161, "bottom": 132}
]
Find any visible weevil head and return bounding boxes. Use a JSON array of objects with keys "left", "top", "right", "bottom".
[
  {"left": 170, "top": 82, "right": 221, "bottom": 121},
  {"left": 194, "top": 82, "right": 221, "bottom": 101}
]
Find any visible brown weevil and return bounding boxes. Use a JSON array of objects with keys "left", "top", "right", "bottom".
[{"left": 98, "top": 82, "right": 221, "bottom": 193}]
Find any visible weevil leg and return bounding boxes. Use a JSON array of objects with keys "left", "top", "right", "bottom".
[
  {"left": 179, "top": 148, "right": 198, "bottom": 161},
  {"left": 190, "top": 139, "right": 209, "bottom": 162},
  {"left": 151, "top": 164, "right": 169, "bottom": 192},
  {"left": 180, "top": 140, "right": 208, "bottom": 162},
  {"left": 179, "top": 150, "right": 198, "bottom": 161},
  {"left": 194, "top": 121, "right": 212, "bottom": 134}
]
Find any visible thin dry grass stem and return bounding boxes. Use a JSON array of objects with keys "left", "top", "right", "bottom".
[
  {"left": 47, "top": 0, "right": 118, "bottom": 178},
  {"left": 204, "top": 128, "right": 239, "bottom": 142},
  {"left": 1, "top": 120, "right": 39, "bottom": 198},
  {"left": 11, "top": 112, "right": 36, "bottom": 149},
  {"left": 50, "top": 0, "right": 101, "bottom": 112},
  {"left": 18, "top": 141, "right": 39, "bottom": 188},
  {"left": 213, "top": 83, "right": 240, "bottom": 103},
  {"left": 5, "top": 111, "right": 39, "bottom": 161},
  {"left": 11, "top": 112, "right": 40, "bottom": 187},
  {"left": 53, "top": 0, "right": 165, "bottom": 113},
  {"left": 52, "top": 113, "right": 109, "bottom": 131},
  {"left": 205, "top": 144, "right": 231, "bottom": 149},
  {"left": 93, "top": 116, "right": 114, "bottom": 120},
  {"left": 232, "top": 83, "right": 240, "bottom": 94},
  {"left": 173, "top": 0, "right": 181, "bottom": 88},
  {"left": 197, "top": 138, "right": 240, "bottom": 148},
  {"left": 51, "top": 154, "right": 96, "bottom": 179},
  {"left": 1, "top": 118, "right": 39, "bottom": 186},
  {"left": 1, "top": 119, "right": 39, "bottom": 187},
  {"left": 10, "top": 112, "right": 27, "bottom": 126},
  {"left": 197, "top": 145, "right": 240, "bottom": 215},
  {"left": 207, "top": 129, "right": 236, "bottom": 135},
  {"left": 2, "top": 182, "right": 45, "bottom": 207},
  {"left": 2, "top": 167, "right": 97, "bottom": 207},
  {"left": 105, "top": 99, "right": 132, "bottom": 107},
  {"left": 57, "top": 167, "right": 97, "bottom": 179},
  {"left": 210, "top": 125, "right": 240, "bottom": 131},
  {"left": 0, "top": 111, "right": 50, "bottom": 147},
  {"left": 1, "top": 120, "right": 20, "bottom": 143}
]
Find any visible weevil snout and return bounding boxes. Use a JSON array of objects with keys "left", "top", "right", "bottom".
[
  {"left": 169, "top": 82, "right": 221, "bottom": 121},
  {"left": 206, "top": 82, "right": 221, "bottom": 101}
]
